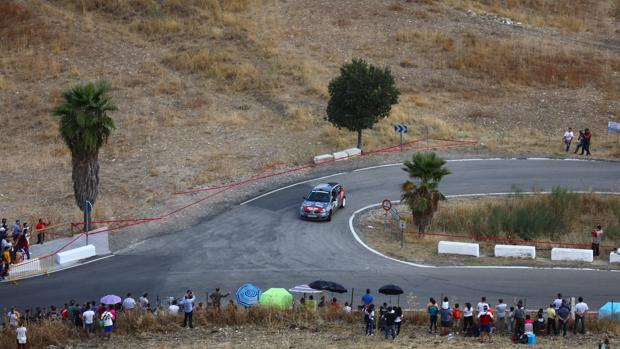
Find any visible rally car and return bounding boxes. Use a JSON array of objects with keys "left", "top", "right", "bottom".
[{"left": 299, "top": 183, "right": 346, "bottom": 221}]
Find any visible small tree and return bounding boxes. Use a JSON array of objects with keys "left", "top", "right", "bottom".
[
  {"left": 401, "top": 152, "right": 451, "bottom": 235},
  {"left": 53, "top": 80, "right": 117, "bottom": 230},
  {"left": 326, "top": 58, "right": 399, "bottom": 150}
]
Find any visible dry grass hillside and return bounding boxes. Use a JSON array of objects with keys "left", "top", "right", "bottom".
[{"left": 0, "top": 0, "right": 619, "bottom": 233}]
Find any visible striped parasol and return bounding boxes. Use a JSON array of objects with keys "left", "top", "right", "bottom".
[{"left": 289, "top": 284, "right": 323, "bottom": 294}]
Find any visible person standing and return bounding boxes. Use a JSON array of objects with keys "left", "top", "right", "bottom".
[
  {"left": 35, "top": 218, "right": 49, "bottom": 245},
  {"left": 563, "top": 127, "right": 574, "bottom": 152},
  {"left": 427, "top": 299, "right": 439, "bottom": 334},
  {"left": 394, "top": 306, "right": 403, "bottom": 336},
  {"left": 478, "top": 305, "right": 494, "bottom": 343},
  {"left": 168, "top": 300, "right": 180, "bottom": 314},
  {"left": 11, "top": 220, "right": 22, "bottom": 240},
  {"left": 477, "top": 297, "right": 489, "bottom": 315},
  {"left": 209, "top": 288, "right": 230, "bottom": 309},
  {"left": 179, "top": 290, "right": 196, "bottom": 328},
  {"left": 514, "top": 301, "right": 525, "bottom": 338},
  {"left": 364, "top": 304, "right": 375, "bottom": 336},
  {"left": 82, "top": 304, "right": 95, "bottom": 336},
  {"left": 342, "top": 302, "right": 352, "bottom": 314},
  {"left": 592, "top": 225, "right": 603, "bottom": 257},
  {"left": 440, "top": 302, "right": 452, "bottom": 337},
  {"left": 462, "top": 302, "right": 474, "bottom": 334},
  {"left": 557, "top": 301, "right": 570, "bottom": 337},
  {"left": 16, "top": 321, "right": 27, "bottom": 349},
  {"left": 580, "top": 128, "right": 592, "bottom": 156},
  {"left": 384, "top": 307, "right": 396, "bottom": 340},
  {"left": 362, "top": 289, "right": 374, "bottom": 306},
  {"left": 122, "top": 293, "right": 136, "bottom": 311},
  {"left": 496, "top": 299, "right": 507, "bottom": 333},
  {"left": 546, "top": 303, "right": 557, "bottom": 335},
  {"left": 574, "top": 297, "right": 589, "bottom": 335},
  {"left": 553, "top": 294, "right": 563, "bottom": 310},
  {"left": 101, "top": 306, "right": 115, "bottom": 340},
  {"left": 452, "top": 304, "right": 462, "bottom": 335}
]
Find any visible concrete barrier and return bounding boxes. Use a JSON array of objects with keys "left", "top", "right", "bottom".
[
  {"left": 495, "top": 245, "right": 536, "bottom": 259},
  {"left": 313, "top": 154, "right": 334, "bottom": 164},
  {"left": 55, "top": 244, "right": 96, "bottom": 265},
  {"left": 344, "top": 148, "right": 362, "bottom": 158},
  {"left": 438, "top": 241, "right": 479, "bottom": 257},
  {"left": 551, "top": 248, "right": 593, "bottom": 262},
  {"left": 333, "top": 151, "right": 349, "bottom": 161},
  {"left": 610, "top": 252, "right": 620, "bottom": 264}
]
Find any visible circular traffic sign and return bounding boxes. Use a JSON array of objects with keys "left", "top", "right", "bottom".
[{"left": 382, "top": 199, "right": 392, "bottom": 211}]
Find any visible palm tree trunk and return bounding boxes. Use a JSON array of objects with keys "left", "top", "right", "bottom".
[{"left": 72, "top": 152, "right": 99, "bottom": 230}]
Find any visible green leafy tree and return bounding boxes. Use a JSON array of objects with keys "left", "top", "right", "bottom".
[
  {"left": 326, "top": 58, "right": 399, "bottom": 150},
  {"left": 53, "top": 81, "right": 117, "bottom": 225},
  {"left": 401, "top": 152, "right": 451, "bottom": 234}
]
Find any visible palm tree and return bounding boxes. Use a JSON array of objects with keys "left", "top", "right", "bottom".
[
  {"left": 401, "top": 152, "right": 451, "bottom": 235},
  {"left": 53, "top": 80, "right": 117, "bottom": 230}
]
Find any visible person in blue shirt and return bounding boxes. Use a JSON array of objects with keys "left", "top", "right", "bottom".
[
  {"left": 428, "top": 298, "right": 439, "bottom": 334},
  {"left": 362, "top": 289, "right": 374, "bottom": 306},
  {"left": 557, "top": 302, "right": 570, "bottom": 337},
  {"left": 179, "top": 290, "right": 196, "bottom": 328}
]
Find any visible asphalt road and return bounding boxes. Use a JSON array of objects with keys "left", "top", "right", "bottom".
[{"left": 2, "top": 159, "right": 620, "bottom": 311}]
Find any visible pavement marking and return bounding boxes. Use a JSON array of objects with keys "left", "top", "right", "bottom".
[
  {"left": 349, "top": 193, "right": 620, "bottom": 272},
  {"left": 240, "top": 172, "right": 346, "bottom": 205}
]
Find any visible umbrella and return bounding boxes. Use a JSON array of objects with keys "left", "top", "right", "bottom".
[
  {"left": 598, "top": 302, "right": 620, "bottom": 320},
  {"left": 236, "top": 284, "right": 262, "bottom": 308},
  {"left": 378, "top": 284, "right": 404, "bottom": 295},
  {"left": 100, "top": 294, "right": 121, "bottom": 305},
  {"left": 308, "top": 280, "right": 347, "bottom": 294},
  {"left": 260, "top": 288, "right": 293, "bottom": 309},
  {"left": 289, "top": 284, "right": 323, "bottom": 294}
]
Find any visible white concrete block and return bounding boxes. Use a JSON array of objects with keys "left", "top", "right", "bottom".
[
  {"left": 55, "top": 244, "right": 96, "bottom": 265},
  {"left": 313, "top": 154, "right": 334, "bottom": 164},
  {"left": 343, "top": 148, "right": 362, "bottom": 157},
  {"left": 551, "top": 248, "right": 593, "bottom": 262},
  {"left": 9, "top": 259, "right": 41, "bottom": 275},
  {"left": 333, "top": 151, "right": 349, "bottom": 161},
  {"left": 438, "top": 241, "right": 479, "bottom": 257},
  {"left": 610, "top": 252, "right": 620, "bottom": 264},
  {"left": 495, "top": 245, "right": 536, "bottom": 259}
]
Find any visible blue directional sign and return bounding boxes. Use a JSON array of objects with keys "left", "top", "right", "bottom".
[
  {"left": 394, "top": 124, "right": 408, "bottom": 133},
  {"left": 608, "top": 121, "right": 620, "bottom": 133}
]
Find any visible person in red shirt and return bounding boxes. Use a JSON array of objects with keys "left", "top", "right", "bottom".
[
  {"left": 478, "top": 305, "right": 494, "bottom": 343},
  {"left": 35, "top": 219, "right": 49, "bottom": 245},
  {"left": 61, "top": 304, "right": 69, "bottom": 321},
  {"left": 452, "top": 304, "right": 462, "bottom": 335}
]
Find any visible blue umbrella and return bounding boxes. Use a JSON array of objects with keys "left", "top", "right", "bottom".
[
  {"left": 236, "top": 284, "right": 262, "bottom": 307},
  {"left": 598, "top": 302, "right": 620, "bottom": 320}
]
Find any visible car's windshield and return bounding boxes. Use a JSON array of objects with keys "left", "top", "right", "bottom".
[{"left": 307, "top": 191, "right": 330, "bottom": 202}]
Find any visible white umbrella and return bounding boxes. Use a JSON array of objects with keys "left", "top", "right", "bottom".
[{"left": 289, "top": 284, "right": 323, "bottom": 294}]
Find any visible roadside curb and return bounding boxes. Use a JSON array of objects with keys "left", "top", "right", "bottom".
[{"left": 348, "top": 194, "right": 620, "bottom": 273}]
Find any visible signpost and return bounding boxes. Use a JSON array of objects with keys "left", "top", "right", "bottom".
[
  {"left": 399, "top": 219, "right": 406, "bottom": 249},
  {"left": 84, "top": 200, "right": 93, "bottom": 244},
  {"left": 393, "top": 124, "right": 408, "bottom": 148},
  {"left": 382, "top": 199, "right": 392, "bottom": 232}
]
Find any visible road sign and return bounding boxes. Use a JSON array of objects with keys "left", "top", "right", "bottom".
[
  {"left": 394, "top": 124, "right": 408, "bottom": 133},
  {"left": 399, "top": 219, "right": 406, "bottom": 230},
  {"left": 382, "top": 199, "right": 392, "bottom": 211},
  {"left": 609, "top": 121, "right": 620, "bottom": 133}
]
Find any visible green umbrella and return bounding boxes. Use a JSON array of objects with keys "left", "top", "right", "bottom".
[{"left": 260, "top": 288, "right": 293, "bottom": 309}]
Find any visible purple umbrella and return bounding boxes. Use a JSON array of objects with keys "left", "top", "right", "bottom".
[{"left": 100, "top": 294, "right": 121, "bottom": 305}]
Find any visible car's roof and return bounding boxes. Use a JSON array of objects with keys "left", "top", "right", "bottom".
[{"left": 313, "top": 182, "right": 339, "bottom": 191}]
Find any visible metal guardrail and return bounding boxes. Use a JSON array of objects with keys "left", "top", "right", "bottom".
[{"left": 6, "top": 254, "right": 54, "bottom": 281}]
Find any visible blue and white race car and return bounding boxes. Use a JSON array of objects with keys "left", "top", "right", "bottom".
[{"left": 299, "top": 183, "right": 346, "bottom": 221}]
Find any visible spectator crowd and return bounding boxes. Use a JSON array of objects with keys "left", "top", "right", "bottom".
[
  {"left": 3, "top": 287, "right": 604, "bottom": 347},
  {"left": 1, "top": 218, "right": 50, "bottom": 280}
]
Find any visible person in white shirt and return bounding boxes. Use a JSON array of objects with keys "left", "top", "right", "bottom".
[
  {"left": 8, "top": 308, "right": 19, "bottom": 327},
  {"left": 168, "top": 299, "right": 180, "bottom": 314},
  {"left": 496, "top": 299, "right": 507, "bottom": 333},
  {"left": 82, "top": 305, "right": 96, "bottom": 335},
  {"left": 573, "top": 297, "right": 589, "bottom": 335},
  {"left": 342, "top": 302, "right": 352, "bottom": 314},
  {"left": 16, "top": 322, "right": 27, "bottom": 349},
  {"left": 462, "top": 303, "right": 474, "bottom": 334},
  {"left": 101, "top": 306, "right": 115, "bottom": 340},
  {"left": 122, "top": 293, "right": 137, "bottom": 311},
  {"left": 477, "top": 297, "right": 489, "bottom": 314},
  {"left": 553, "top": 293, "right": 563, "bottom": 310},
  {"left": 563, "top": 127, "right": 574, "bottom": 152},
  {"left": 139, "top": 293, "right": 150, "bottom": 310}
]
